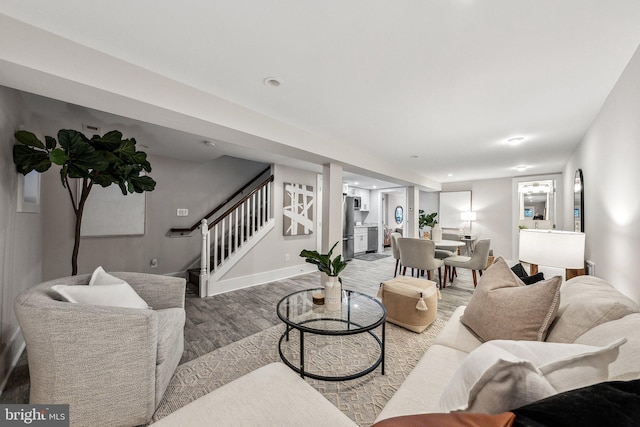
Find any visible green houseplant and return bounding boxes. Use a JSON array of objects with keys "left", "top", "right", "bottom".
[
  {"left": 418, "top": 210, "right": 438, "bottom": 229},
  {"left": 300, "top": 241, "right": 347, "bottom": 310},
  {"left": 13, "top": 129, "right": 156, "bottom": 275},
  {"left": 299, "top": 241, "right": 348, "bottom": 277}
]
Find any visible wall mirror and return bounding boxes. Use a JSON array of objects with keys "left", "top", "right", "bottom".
[
  {"left": 517, "top": 180, "right": 556, "bottom": 230},
  {"left": 395, "top": 206, "right": 403, "bottom": 224},
  {"left": 574, "top": 169, "right": 584, "bottom": 232}
]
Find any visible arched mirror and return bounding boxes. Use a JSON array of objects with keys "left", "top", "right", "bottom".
[
  {"left": 574, "top": 169, "right": 584, "bottom": 232},
  {"left": 394, "top": 206, "right": 403, "bottom": 224}
]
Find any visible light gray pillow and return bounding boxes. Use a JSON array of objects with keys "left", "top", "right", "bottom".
[
  {"left": 546, "top": 275, "right": 640, "bottom": 343},
  {"left": 461, "top": 257, "right": 562, "bottom": 341},
  {"left": 52, "top": 266, "right": 149, "bottom": 309}
]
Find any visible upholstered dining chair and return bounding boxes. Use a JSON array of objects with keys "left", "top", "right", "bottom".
[
  {"left": 390, "top": 232, "right": 402, "bottom": 277},
  {"left": 397, "top": 237, "right": 444, "bottom": 288},
  {"left": 443, "top": 239, "right": 491, "bottom": 288}
]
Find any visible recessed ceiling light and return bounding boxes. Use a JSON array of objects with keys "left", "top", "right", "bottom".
[
  {"left": 447, "top": 173, "right": 453, "bottom": 177},
  {"left": 409, "top": 155, "right": 419, "bottom": 159},
  {"left": 354, "top": 181, "right": 359, "bottom": 185},
  {"left": 263, "top": 77, "right": 281, "bottom": 87},
  {"left": 507, "top": 137, "right": 525, "bottom": 146},
  {"left": 372, "top": 185, "right": 377, "bottom": 189},
  {"left": 515, "top": 165, "right": 528, "bottom": 172},
  {"left": 203, "top": 140, "right": 216, "bottom": 148}
]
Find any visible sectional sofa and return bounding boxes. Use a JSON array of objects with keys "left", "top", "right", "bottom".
[{"left": 152, "top": 265, "right": 640, "bottom": 426}]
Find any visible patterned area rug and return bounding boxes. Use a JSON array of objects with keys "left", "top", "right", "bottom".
[
  {"left": 152, "top": 319, "right": 445, "bottom": 426},
  {"left": 353, "top": 253, "right": 391, "bottom": 262}
]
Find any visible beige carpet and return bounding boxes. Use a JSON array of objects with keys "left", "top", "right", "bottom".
[{"left": 152, "top": 318, "right": 445, "bottom": 426}]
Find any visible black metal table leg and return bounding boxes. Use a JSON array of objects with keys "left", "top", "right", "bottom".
[{"left": 299, "top": 330, "right": 305, "bottom": 378}]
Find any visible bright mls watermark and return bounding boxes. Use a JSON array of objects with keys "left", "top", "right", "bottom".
[{"left": 1, "top": 405, "right": 69, "bottom": 426}]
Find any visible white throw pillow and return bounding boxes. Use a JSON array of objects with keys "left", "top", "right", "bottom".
[
  {"left": 435, "top": 338, "right": 626, "bottom": 414},
  {"left": 88, "top": 266, "right": 126, "bottom": 286},
  {"left": 52, "top": 266, "right": 149, "bottom": 309}
]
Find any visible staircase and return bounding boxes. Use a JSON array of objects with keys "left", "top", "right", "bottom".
[{"left": 171, "top": 168, "right": 275, "bottom": 297}]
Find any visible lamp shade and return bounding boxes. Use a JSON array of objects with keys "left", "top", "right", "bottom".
[
  {"left": 460, "top": 211, "right": 477, "bottom": 221},
  {"left": 519, "top": 229, "right": 585, "bottom": 269}
]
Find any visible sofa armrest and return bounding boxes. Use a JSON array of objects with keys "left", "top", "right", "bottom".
[
  {"left": 15, "top": 298, "right": 159, "bottom": 425},
  {"left": 115, "top": 272, "right": 186, "bottom": 309}
]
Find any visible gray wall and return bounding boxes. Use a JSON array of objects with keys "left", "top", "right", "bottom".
[
  {"left": 42, "top": 154, "right": 267, "bottom": 279},
  {"left": 563, "top": 44, "right": 640, "bottom": 302},
  {"left": 0, "top": 86, "right": 43, "bottom": 384},
  {"left": 442, "top": 178, "right": 514, "bottom": 261}
]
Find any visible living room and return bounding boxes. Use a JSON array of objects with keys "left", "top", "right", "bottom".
[{"left": 1, "top": 2, "right": 640, "bottom": 426}]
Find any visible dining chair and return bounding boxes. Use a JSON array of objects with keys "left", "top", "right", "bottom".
[
  {"left": 443, "top": 239, "right": 491, "bottom": 288},
  {"left": 397, "top": 237, "right": 444, "bottom": 288},
  {"left": 390, "top": 232, "right": 402, "bottom": 277}
]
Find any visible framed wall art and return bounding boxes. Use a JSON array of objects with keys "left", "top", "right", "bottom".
[{"left": 283, "top": 182, "right": 314, "bottom": 236}]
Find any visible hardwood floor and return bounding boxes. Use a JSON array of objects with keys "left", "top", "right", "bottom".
[{"left": 0, "top": 249, "right": 475, "bottom": 404}]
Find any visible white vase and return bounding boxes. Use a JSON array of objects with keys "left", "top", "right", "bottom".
[
  {"left": 431, "top": 224, "right": 442, "bottom": 241},
  {"left": 322, "top": 273, "right": 342, "bottom": 311}
]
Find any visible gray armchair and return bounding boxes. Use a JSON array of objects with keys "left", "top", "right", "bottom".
[{"left": 14, "top": 272, "right": 186, "bottom": 427}]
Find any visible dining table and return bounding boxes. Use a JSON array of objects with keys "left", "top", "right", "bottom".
[{"left": 432, "top": 239, "right": 465, "bottom": 255}]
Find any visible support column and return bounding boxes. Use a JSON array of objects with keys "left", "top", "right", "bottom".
[
  {"left": 322, "top": 163, "right": 343, "bottom": 254},
  {"left": 407, "top": 186, "right": 420, "bottom": 238}
]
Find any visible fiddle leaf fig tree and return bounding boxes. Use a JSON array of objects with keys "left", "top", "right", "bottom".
[{"left": 13, "top": 129, "right": 156, "bottom": 275}]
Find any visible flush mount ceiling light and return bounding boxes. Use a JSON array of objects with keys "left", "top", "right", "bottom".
[
  {"left": 203, "top": 140, "right": 217, "bottom": 148},
  {"left": 514, "top": 165, "right": 529, "bottom": 172},
  {"left": 507, "top": 136, "right": 525, "bottom": 146},
  {"left": 263, "top": 77, "right": 281, "bottom": 87}
]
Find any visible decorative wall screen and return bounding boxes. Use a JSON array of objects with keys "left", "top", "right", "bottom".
[{"left": 283, "top": 182, "right": 314, "bottom": 236}]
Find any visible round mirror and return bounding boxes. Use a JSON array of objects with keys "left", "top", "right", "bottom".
[
  {"left": 395, "top": 206, "right": 403, "bottom": 224},
  {"left": 574, "top": 169, "right": 584, "bottom": 232}
]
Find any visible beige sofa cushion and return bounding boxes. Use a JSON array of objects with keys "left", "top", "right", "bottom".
[
  {"left": 460, "top": 257, "right": 562, "bottom": 341},
  {"left": 151, "top": 362, "right": 357, "bottom": 426},
  {"left": 375, "top": 344, "right": 470, "bottom": 422},
  {"left": 546, "top": 275, "right": 640, "bottom": 343},
  {"left": 434, "top": 306, "right": 483, "bottom": 354},
  {"left": 574, "top": 313, "right": 640, "bottom": 380}
]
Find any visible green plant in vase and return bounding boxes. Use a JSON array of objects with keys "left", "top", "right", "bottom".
[{"left": 300, "top": 241, "right": 347, "bottom": 310}]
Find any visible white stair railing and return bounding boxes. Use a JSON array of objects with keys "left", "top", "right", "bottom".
[{"left": 198, "top": 177, "right": 273, "bottom": 296}]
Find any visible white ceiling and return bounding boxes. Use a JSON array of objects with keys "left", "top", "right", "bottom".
[{"left": 2, "top": 1, "right": 640, "bottom": 188}]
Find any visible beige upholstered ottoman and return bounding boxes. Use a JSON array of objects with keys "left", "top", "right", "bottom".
[{"left": 377, "top": 276, "right": 438, "bottom": 333}]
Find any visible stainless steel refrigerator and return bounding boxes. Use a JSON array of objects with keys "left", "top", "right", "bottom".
[{"left": 343, "top": 196, "right": 355, "bottom": 260}]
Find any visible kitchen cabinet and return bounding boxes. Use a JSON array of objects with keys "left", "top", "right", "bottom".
[
  {"left": 354, "top": 227, "right": 368, "bottom": 253},
  {"left": 348, "top": 187, "right": 371, "bottom": 211}
]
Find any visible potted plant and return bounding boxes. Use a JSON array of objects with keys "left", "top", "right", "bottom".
[
  {"left": 300, "top": 241, "right": 347, "bottom": 310},
  {"left": 418, "top": 210, "right": 438, "bottom": 239},
  {"left": 13, "top": 129, "right": 156, "bottom": 275}
]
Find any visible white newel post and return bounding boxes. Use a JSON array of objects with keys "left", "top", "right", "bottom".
[{"left": 200, "top": 218, "right": 209, "bottom": 297}]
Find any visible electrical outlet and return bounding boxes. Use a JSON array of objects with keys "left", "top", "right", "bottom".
[
  {"left": 177, "top": 208, "right": 189, "bottom": 217},
  {"left": 285, "top": 253, "right": 290, "bottom": 262}
]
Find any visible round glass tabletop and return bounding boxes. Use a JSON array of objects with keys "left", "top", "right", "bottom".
[{"left": 276, "top": 288, "right": 385, "bottom": 335}]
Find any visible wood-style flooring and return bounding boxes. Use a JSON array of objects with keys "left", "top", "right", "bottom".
[{"left": 1, "top": 249, "right": 475, "bottom": 404}]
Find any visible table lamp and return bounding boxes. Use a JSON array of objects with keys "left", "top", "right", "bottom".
[
  {"left": 460, "top": 211, "right": 476, "bottom": 234},
  {"left": 518, "top": 229, "right": 585, "bottom": 280}
]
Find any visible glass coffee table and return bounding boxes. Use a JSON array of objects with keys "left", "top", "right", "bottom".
[{"left": 276, "top": 288, "right": 386, "bottom": 381}]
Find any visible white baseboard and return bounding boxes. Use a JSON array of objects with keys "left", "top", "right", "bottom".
[
  {"left": 0, "top": 328, "right": 26, "bottom": 397},
  {"left": 207, "top": 264, "right": 317, "bottom": 296}
]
